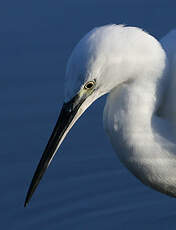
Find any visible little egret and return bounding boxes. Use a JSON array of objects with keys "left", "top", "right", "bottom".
[{"left": 25, "top": 24, "right": 176, "bottom": 206}]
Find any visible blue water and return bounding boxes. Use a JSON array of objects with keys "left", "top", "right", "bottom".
[{"left": 1, "top": 1, "right": 176, "bottom": 229}]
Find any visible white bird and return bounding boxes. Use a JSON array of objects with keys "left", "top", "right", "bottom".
[{"left": 24, "top": 24, "right": 176, "bottom": 206}]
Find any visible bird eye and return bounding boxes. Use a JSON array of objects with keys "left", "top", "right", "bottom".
[{"left": 84, "top": 80, "right": 95, "bottom": 90}]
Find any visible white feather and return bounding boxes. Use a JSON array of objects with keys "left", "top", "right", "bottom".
[{"left": 65, "top": 24, "right": 176, "bottom": 197}]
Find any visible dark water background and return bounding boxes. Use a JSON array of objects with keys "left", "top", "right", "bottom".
[{"left": 1, "top": 1, "right": 176, "bottom": 229}]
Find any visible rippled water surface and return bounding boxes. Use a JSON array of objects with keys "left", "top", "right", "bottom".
[{"left": 1, "top": 1, "right": 176, "bottom": 229}]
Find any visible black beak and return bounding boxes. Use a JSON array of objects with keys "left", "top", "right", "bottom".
[{"left": 24, "top": 95, "right": 85, "bottom": 207}]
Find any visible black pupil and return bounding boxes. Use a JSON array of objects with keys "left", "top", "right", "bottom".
[{"left": 86, "top": 83, "right": 93, "bottom": 88}]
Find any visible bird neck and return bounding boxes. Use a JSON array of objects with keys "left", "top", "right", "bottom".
[
  {"left": 103, "top": 73, "right": 170, "bottom": 164},
  {"left": 104, "top": 77, "right": 163, "bottom": 142},
  {"left": 103, "top": 72, "right": 176, "bottom": 197}
]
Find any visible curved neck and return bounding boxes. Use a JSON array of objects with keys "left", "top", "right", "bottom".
[
  {"left": 103, "top": 74, "right": 176, "bottom": 197},
  {"left": 104, "top": 77, "right": 164, "bottom": 141}
]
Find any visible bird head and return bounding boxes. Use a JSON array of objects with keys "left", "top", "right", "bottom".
[{"left": 25, "top": 24, "right": 166, "bottom": 206}]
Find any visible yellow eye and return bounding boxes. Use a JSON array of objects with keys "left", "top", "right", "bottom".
[{"left": 84, "top": 80, "right": 96, "bottom": 90}]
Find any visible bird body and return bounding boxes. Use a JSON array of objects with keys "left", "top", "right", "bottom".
[{"left": 25, "top": 25, "right": 176, "bottom": 206}]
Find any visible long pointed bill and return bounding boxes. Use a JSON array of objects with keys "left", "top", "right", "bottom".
[{"left": 24, "top": 93, "right": 88, "bottom": 207}]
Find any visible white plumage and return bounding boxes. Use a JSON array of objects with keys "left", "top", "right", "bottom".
[
  {"left": 103, "top": 26, "right": 176, "bottom": 196},
  {"left": 65, "top": 24, "right": 176, "bottom": 197},
  {"left": 25, "top": 24, "right": 176, "bottom": 206}
]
